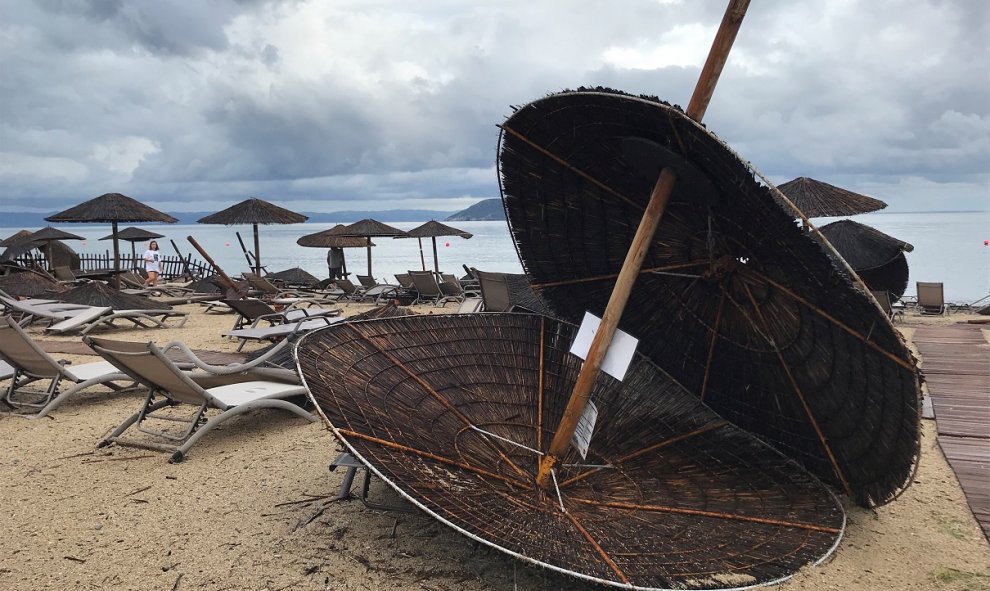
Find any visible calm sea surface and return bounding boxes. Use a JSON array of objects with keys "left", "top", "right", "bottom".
[{"left": 3, "top": 211, "right": 987, "bottom": 302}]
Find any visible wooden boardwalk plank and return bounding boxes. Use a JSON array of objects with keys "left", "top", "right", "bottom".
[{"left": 915, "top": 324, "right": 990, "bottom": 543}]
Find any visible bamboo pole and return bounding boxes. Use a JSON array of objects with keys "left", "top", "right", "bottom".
[
  {"left": 535, "top": 0, "right": 751, "bottom": 489},
  {"left": 187, "top": 235, "right": 243, "bottom": 297}
]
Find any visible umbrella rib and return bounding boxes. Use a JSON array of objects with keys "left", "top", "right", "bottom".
[
  {"left": 337, "top": 429, "right": 531, "bottom": 490},
  {"left": 498, "top": 124, "right": 643, "bottom": 211},
  {"left": 570, "top": 499, "right": 840, "bottom": 534},
  {"left": 740, "top": 282, "right": 854, "bottom": 498},
  {"left": 348, "top": 325, "right": 532, "bottom": 481},
  {"left": 562, "top": 511, "right": 630, "bottom": 585},
  {"left": 559, "top": 421, "right": 729, "bottom": 488},
  {"left": 537, "top": 316, "right": 545, "bottom": 454},
  {"left": 531, "top": 260, "right": 709, "bottom": 289},
  {"left": 746, "top": 270, "right": 914, "bottom": 372},
  {"left": 700, "top": 288, "right": 728, "bottom": 401}
]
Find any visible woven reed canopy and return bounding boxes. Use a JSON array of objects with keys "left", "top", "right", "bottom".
[
  {"left": 46, "top": 193, "right": 178, "bottom": 285},
  {"left": 266, "top": 267, "right": 319, "bottom": 287},
  {"left": 0, "top": 230, "right": 33, "bottom": 247},
  {"left": 53, "top": 281, "right": 171, "bottom": 310},
  {"left": 775, "top": 177, "right": 887, "bottom": 218},
  {"left": 198, "top": 198, "right": 308, "bottom": 276},
  {"left": 402, "top": 221, "right": 473, "bottom": 273},
  {"left": 298, "top": 314, "right": 844, "bottom": 590},
  {"left": 0, "top": 270, "right": 60, "bottom": 298},
  {"left": 297, "top": 226, "right": 375, "bottom": 248},
  {"left": 497, "top": 89, "right": 920, "bottom": 508},
  {"left": 28, "top": 226, "right": 85, "bottom": 242},
  {"left": 327, "top": 219, "right": 407, "bottom": 277},
  {"left": 99, "top": 227, "right": 165, "bottom": 262},
  {"left": 0, "top": 227, "right": 84, "bottom": 266},
  {"left": 819, "top": 220, "right": 913, "bottom": 299}
]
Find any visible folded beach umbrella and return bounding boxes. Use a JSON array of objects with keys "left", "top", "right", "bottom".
[
  {"left": 497, "top": 89, "right": 921, "bottom": 508},
  {"left": 819, "top": 219, "right": 914, "bottom": 300},
  {"left": 99, "top": 227, "right": 165, "bottom": 263},
  {"left": 326, "top": 219, "right": 407, "bottom": 277},
  {"left": 45, "top": 193, "right": 178, "bottom": 285},
  {"left": 775, "top": 177, "right": 887, "bottom": 219},
  {"left": 197, "top": 198, "right": 308, "bottom": 276},
  {"left": 297, "top": 313, "right": 845, "bottom": 590},
  {"left": 402, "top": 220, "right": 473, "bottom": 273}
]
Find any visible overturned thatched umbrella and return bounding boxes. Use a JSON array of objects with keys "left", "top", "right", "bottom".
[
  {"left": 775, "top": 177, "right": 887, "bottom": 218},
  {"left": 328, "top": 219, "right": 406, "bottom": 277},
  {"left": 45, "top": 193, "right": 178, "bottom": 286},
  {"left": 497, "top": 89, "right": 920, "bottom": 509},
  {"left": 819, "top": 219, "right": 914, "bottom": 300},
  {"left": 266, "top": 267, "right": 319, "bottom": 288},
  {"left": 297, "top": 225, "right": 375, "bottom": 279},
  {"left": 0, "top": 269, "right": 61, "bottom": 298},
  {"left": 99, "top": 227, "right": 165, "bottom": 266},
  {"left": 197, "top": 198, "right": 307, "bottom": 276},
  {"left": 298, "top": 313, "right": 845, "bottom": 590},
  {"left": 51, "top": 281, "right": 171, "bottom": 310},
  {"left": 402, "top": 220, "right": 473, "bottom": 273}
]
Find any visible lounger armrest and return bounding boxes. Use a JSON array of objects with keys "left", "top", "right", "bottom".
[{"left": 160, "top": 339, "right": 295, "bottom": 375}]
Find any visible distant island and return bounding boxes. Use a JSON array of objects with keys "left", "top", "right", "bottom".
[{"left": 446, "top": 199, "right": 505, "bottom": 221}]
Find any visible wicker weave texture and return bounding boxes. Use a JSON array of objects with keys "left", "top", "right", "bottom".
[
  {"left": 496, "top": 89, "right": 920, "bottom": 507},
  {"left": 298, "top": 314, "right": 843, "bottom": 590}
]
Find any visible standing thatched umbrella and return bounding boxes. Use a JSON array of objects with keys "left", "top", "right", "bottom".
[
  {"left": 0, "top": 230, "right": 33, "bottom": 247},
  {"left": 497, "top": 89, "right": 920, "bottom": 508},
  {"left": 327, "top": 219, "right": 406, "bottom": 277},
  {"left": 297, "top": 225, "right": 375, "bottom": 279},
  {"left": 819, "top": 219, "right": 914, "bottom": 300},
  {"left": 402, "top": 221, "right": 473, "bottom": 273},
  {"left": 775, "top": 177, "right": 888, "bottom": 218},
  {"left": 45, "top": 193, "right": 178, "bottom": 286},
  {"left": 26, "top": 226, "right": 85, "bottom": 270},
  {"left": 197, "top": 198, "right": 307, "bottom": 276},
  {"left": 99, "top": 227, "right": 165, "bottom": 267}
]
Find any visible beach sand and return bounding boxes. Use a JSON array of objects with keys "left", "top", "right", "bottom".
[{"left": 1, "top": 302, "right": 988, "bottom": 590}]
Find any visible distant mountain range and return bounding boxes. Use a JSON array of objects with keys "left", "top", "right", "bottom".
[{"left": 0, "top": 200, "right": 505, "bottom": 229}]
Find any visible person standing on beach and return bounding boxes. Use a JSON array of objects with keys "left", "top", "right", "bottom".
[
  {"left": 143, "top": 240, "right": 161, "bottom": 286},
  {"left": 327, "top": 247, "right": 345, "bottom": 280}
]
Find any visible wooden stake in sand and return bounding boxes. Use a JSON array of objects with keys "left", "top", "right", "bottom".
[{"left": 535, "top": 0, "right": 752, "bottom": 489}]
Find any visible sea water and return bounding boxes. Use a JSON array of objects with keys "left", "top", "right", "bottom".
[{"left": 2, "top": 210, "right": 987, "bottom": 303}]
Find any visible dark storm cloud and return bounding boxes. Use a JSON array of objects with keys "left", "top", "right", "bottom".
[{"left": 1, "top": 0, "right": 987, "bottom": 213}]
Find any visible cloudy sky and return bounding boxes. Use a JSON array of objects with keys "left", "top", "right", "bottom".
[{"left": 1, "top": 0, "right": 987, "bottom": 215}]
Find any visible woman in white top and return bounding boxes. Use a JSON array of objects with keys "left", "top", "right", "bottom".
[{"left": 142, "top": 240, "right": 162, "bottom": 286}]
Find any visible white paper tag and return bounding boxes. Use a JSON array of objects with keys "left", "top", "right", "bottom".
[
  {"left": 569, "top": 312, "right": 638, "bottom": 381},
  {"left": 571, "top": 400, "right": 598, "bottom": 460}
]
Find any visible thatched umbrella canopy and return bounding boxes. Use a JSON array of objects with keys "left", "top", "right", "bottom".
[
  {"left": 328, "top": 219, "right": 407, "bottom": 277},
  {"left": 197, "top": 198, "right": 308, "bottom": 276},
  {"left": 50, "top": 281, "right": 171, "bottom": 310},
  {"left": 0, "top": 269, "right": 61, "bottom": 298},
  {"left": 99, "top": 227, "right": 165, "bottom": 263},
  {"left": 0, "top": 230, "right": 33, "bottom": 247},
  {"left": 497, "top": 89, "right": 920, "bottom": 508},
  {"left": 29, "top": 226, "right": 85, "bottom": 269},
  {"left": 297, "top": 225, "right": 376, "bottom": 278},
  {"left": 266, "top": 267, "right": 319, "bottom": 288},
  {"left": 45, "top": 193, "right": 178, "bottom": 285},
  {"left": 298, "top": 313, "right": 845, "bottom": 590},
  {"left": 775, "top": 177, "right": 887, "bottom": 218},
  {"left": 819, "top": 219, "right": 914, "bottom": 299},
  {"left": 402, "top": 220, "right": 473, "bottom": 273}
]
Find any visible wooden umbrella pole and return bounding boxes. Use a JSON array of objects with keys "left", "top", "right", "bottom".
[
  {"left": 535, "top": 0, "right": 750, "bottom": 489},
  {"left": 111, "top": 220, "right": 121, "bottom": 289},
  {"left": 366, "top": 237, "right": 373, "bottom": 277},
  {"left": 431, "top": 237, "right": 440, "bottom": 274},
  {"left": 187, "top": 236, "right": 241, "bottom": 295},
  {"left": 253, "top": 224, "right": 262, "bottom": 276},
  {"left": 418, "top": 237, "right": 426, "bottom": 271}
]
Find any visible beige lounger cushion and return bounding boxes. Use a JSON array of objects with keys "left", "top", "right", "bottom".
[
  {"left": 206, "top": 381, "right": 306, "bottom": 407},
  {"left": 63, "top": 360, "right": 122, "bottom": 382}
]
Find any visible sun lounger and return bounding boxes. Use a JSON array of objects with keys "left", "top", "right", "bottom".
[
  {"left": 0, "top": 295, "right": 99, "bottom": 326},
  {"left": 225, "top": 316, "right": 345, "bottom": 351},
  {"left": 242, "top": 272, "right": 337, "bottom": 304},
  {"left": 0, "top": 316, "right": 136, "bottom": 417},
  {"left": 870, "top": 289, "right": 903, "bottom": 322},
  {"left": 916, "top": 282, "right": 949, "bottom": 315},
  {"left": 44, "top": 307, "right": 189, "bottom": 335},
  {"left": 223, "top": 298, "right": 341, "bottom": 333},
  {"left": 86, "top": 336, "right": 316, "bottom": 462},
  {"left": 409, "top": 271, "right": 459, "bottom": 306},
  {"left": 0, "top": 360, "right": 14, "bottom": 381}
]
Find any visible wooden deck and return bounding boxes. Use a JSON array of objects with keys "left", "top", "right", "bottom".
[{"left": 914, "top": 324, "right": 990, "bottom": 542}]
